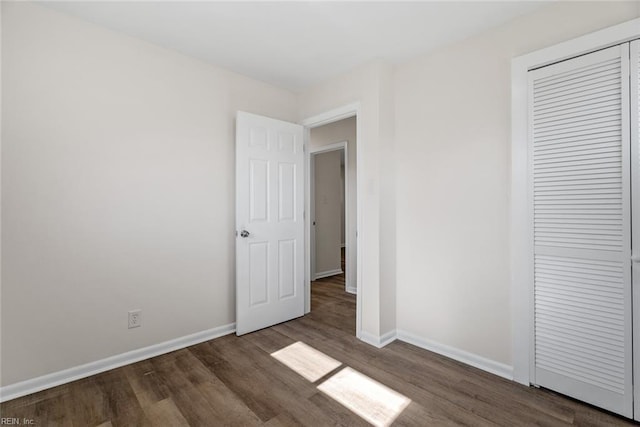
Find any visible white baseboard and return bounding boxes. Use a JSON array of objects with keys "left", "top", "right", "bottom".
[
  {"left": 314, "top": 269, "right": 343, "bottom": 280},
  {"left": 379, "top": 330, "right": 397, "bottom": 347},
  {"left": 395, "top": 329, "right": 513, "bottom": 380},
  {"left": 359, "top": 330, "right": 397, "bottom": 348},
  {"left": 0, "top": 322, "right": 236, "bottom": 403},
  {"left": 345, "top": 286, "right": 357, "bottom": 294}
]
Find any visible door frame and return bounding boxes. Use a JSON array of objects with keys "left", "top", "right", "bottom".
[
  {"left": 309, "top": 141, "right": 351, "bottom": 290},
  {"left": 510, "top": 18, "right": 640, "bottom": 387},
  {"left": 302, "top": 103, "right": 362, "bottom": 339}
]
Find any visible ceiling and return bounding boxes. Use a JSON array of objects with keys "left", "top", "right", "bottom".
[{"left": 42, "top": 1, "right": 548, "bottom": 91}]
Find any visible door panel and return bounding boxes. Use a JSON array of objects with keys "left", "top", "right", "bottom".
[
  {"left": 529, "top": 44, "right": 632, "bottom": 417},
  {"left": 279, "top": 163, "right": 296, "bottom": 221},
  {"left": 236, "top": 112, "right": 305, "bottom": 335},
  {"left": 250, "top": 159, "right": 269, "bottom": 222},
  {"left": 278, "top": 239, "right": 296, "bottom": 299},
  {"left": 249, "top": 242, "right": 268, "bottom": 306}
]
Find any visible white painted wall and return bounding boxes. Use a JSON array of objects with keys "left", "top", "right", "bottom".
[
  {"left": 394, "top": 1, "right": 640, "bottom": 366},
  {"left": 310, "top": 117, "right": 357, "bottom": 287},
  {"left": 299, "top": 62, "right": 395, "bottom": 341},
  {"left": 313, "top": 151, "right": 342, "bottom": 276},
  {"left": 378, "top": 63, "right": 396, "bottom": 335},
  {"left": 1, "top": 2, "right": 297, "bottom": 386}
]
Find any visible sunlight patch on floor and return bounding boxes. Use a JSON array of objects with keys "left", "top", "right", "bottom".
[
  {"left": 317, "top": 367, "right": 411, "bottom": 427},
  {"left": 271, "top": 341, "right": 342, "bottom": 382}
]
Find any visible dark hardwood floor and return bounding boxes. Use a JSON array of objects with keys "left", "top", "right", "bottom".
[{"left": 1, "top": 265, "right": 635, "bottom": 426}]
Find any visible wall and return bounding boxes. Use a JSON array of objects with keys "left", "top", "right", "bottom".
[
  {"left": 1, "top": 2, "right": 297, "bottom": 386},
  {"left": 299, "top": 61, "right": 395, "bottom": 342},
  {"left": 310, "top": 117, "right": 357, "bottom": 289},
  {"left": 378, "top": 63, "right": 396, "bottom": 336},
  {"left": 313, "top": 151, "right": 342, "bottom": 276},
  {"left": 394, "top": 1, "right": 640, "bottom": 366}
]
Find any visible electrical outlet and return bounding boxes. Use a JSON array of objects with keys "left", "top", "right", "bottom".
[{"left": 128, "top": 309, "right": 142, "bottom": 329}]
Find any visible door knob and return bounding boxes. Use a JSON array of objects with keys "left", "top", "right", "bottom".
[
  {"left": 240, "top": 230, "right": 250, "bottom": 238},
  {"left": 632, "top": 254, "right": 640, "bottom": 263}
]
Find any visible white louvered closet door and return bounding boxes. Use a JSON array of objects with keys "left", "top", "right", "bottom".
[
  {"left": 631, "top": 39, "right": 640, "bottom": 421},
  {"left": 529, "top": 44, "right": 632, "bottom": 417}
]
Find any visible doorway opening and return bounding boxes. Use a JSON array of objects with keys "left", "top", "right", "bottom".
[
  {"left": 303, "top": 105, "right": 361, "bottom": 338},
  {"left": 310, "top": 142, "right": 349, "bottom": 287}
]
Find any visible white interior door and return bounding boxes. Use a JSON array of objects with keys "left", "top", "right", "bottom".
[
  {"left": 529, "top": 44, "right": 633, "bottom": 417},
  {"left": 631, "top": 39, "right": 640, "bottom": 421},
  {"left": 236, "top": 111, "right": 305, "bottom": 336}
]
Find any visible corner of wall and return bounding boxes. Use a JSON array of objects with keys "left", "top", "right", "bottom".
[{"left": 396, "top": 330, "right": 514, "bottom": 381}]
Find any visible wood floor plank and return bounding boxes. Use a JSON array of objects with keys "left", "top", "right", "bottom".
[
  {"left": 391, "top": 401, "right": 463, "bottom": 427},
  {"left": 142, "top": 398, "right": 190, "bottom": 427},
  {"left": 66, "top": 378, "right": 110, "bottom": 427},
  {"left": 173, "top": 347, "right": 262, "bottom": 425},
  {"left": 93, "top": 370, "right": 150, "bottom": 427},
  {"left": 33, "top": 390, "right": 73, "bottom": 427},
  {"left": 307, "top": 392, "right": 372, "bottom": 427},
  {"left": 246, "top": 326, "right": 297, "bottom": 355},
  {"left": 122, "top": 359, "right": 170, "bottom": 409},
  {"left": 262, "top": 411, "right": 305, "bottom": 427},
  {"left": 147, "top": 350, "right": 231, "bottom": 426},
  {"left": 194, "top": 340, "right": 289, "bottom": 421}
]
